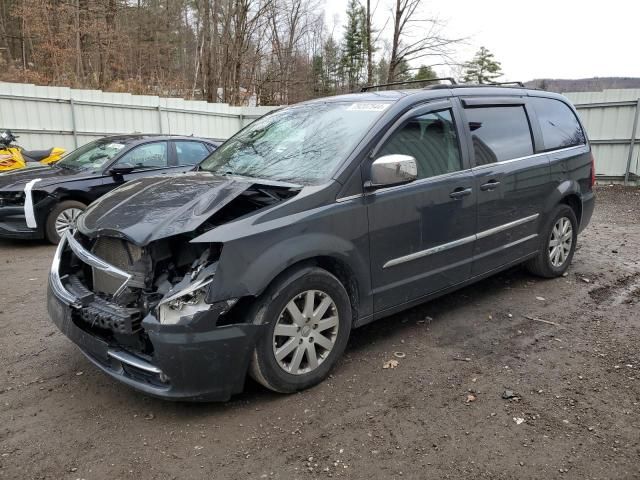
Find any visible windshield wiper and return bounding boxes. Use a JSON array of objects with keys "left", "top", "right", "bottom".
[
  {"left": 55, "top": 163, "right": 76, "bottom": 171},
  {"left": 213, "top": 171, "right": 257, "bottom": 180}
]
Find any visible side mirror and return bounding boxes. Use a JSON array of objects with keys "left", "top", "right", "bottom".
[
  {"left": 109, "top": 163, "right": 135, "bottom": 176},
  {"left": 366, "top": 154, "right": 417, "bottom": 189}
]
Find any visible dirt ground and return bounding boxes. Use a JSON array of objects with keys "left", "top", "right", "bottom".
[{"left": 0, "top": 186, "right": 639, "bottom": 480}]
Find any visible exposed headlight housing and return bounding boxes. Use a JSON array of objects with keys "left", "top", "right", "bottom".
[
  {"left": 157, "top": 277, "right": 214, "bottom": 325},
  {"left": 0, "top": 191, "right": 26, "bottom": 207}
]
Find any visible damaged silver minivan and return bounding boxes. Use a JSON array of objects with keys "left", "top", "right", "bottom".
[{"left": 48, "top": 85, "right": 595, "bottom": 400}]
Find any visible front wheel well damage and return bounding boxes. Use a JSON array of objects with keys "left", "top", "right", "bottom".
[{"left": 223, "top": 256, "right": 360, "bottom": 327}]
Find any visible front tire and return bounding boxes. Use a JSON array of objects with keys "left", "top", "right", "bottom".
[
  {"left": 525, "top": 204, "right": 578, "bottom": 278},
  {"left": 45, "top": 200, "right": 86, "bottom": 244},
  {"left": 249, "top": 266, "right": 352, "bottom": 393}
]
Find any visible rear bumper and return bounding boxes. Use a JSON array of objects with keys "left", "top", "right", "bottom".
[
  {"left": 47, "top": 233, "right": 264, "bottom": 401},
  {"left": 579, "top": 191, "right": 595, "bottom": 233}
]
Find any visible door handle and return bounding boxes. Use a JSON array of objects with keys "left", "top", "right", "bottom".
[
  {"left": 449, "top": 187, "right": 473, "bottom": 199},
  {"left": 480, "top": 180, "right": 501, "bottom": 191}
]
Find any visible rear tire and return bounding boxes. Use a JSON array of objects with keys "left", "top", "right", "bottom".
[
  {"left": 525, "top": 204, "right": 578, "bottom": 278},
  {"left": 248, "top": 266, "right": 352, "bottom": 394},
  {"left": 45, "top": 200, "right": 86, "bottom": 244}
]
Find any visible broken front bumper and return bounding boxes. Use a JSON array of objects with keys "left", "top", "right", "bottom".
[
  {"left": 0, "top": 206, "right": 41, "bottom": 239},
  {"left": 47, "top": 232, "right": 264, "bottom": 401}
]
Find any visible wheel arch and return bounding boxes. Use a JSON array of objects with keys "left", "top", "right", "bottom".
[
  {"left": 41, "top": 194, "right": 87, "bottom": 229},
  {"left": 55, "top": 190, "right": 91, "bottom": 207},
  {"left": 560, "top": 193, "right": 582, "bottom": 227},
  {"left": 274, "top": 256, "right": 360, "bottom": 324},
  {"left": 224, "top": 254, "right": 362, "bottom": 328},
  {"left": 544, "top": 180, "right": 583, "bottom": 226}
]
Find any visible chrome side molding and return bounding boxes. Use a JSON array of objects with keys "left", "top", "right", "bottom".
[
  {"left": 383, "top": 234, "right": 476, "bottom": 269},
  {"left": 383, "top": 213, "right": 540, "bottom": 269},
  {"left": 475, "top": 214, "right": 539, "bottom": 240}
]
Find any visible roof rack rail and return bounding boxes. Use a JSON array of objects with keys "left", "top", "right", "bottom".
[
  {"left": 489, "top": 81, "right": 525, "bottom": 87},
  {"left": 360, "top": 77, "right": 457, "bottom": 92}
]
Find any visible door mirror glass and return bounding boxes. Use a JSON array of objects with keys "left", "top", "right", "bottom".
[
  {"left": 368, "top": 154, "right": 417, "bottom": 188},
  {"left": 109, "top": 163, "right": 135, "bottom": 176}
]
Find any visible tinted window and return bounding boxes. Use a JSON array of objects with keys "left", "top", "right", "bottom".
[
  {"left": 531, "top": 97, "right": 585, "bottom": 150},
  {"left": 118, "top": 142, "right": 168, "bottom": 169},
  {"left": 465, "top": 106, "right": 533, "bottom": 165},
  {"left": 175, "top": 141, "right": 210, "bottom": 166},
  {"left": 379, "top": 109, "right": 462, "bottom": 179}
]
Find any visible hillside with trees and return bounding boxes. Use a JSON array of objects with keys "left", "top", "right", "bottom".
[
  {"left": 0, "top": 0, "right": 459, "bottom": 105},
  {"left": 525, "top": 77, "right": 640, "bottom": 93}
]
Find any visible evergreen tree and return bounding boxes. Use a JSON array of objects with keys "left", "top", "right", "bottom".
[
  {"left": 463, "top": 47, "right": 503, "bottom": 84},
  {"left": 323, "top": 36, "right": 341, "bottom": 94},
  {"left": 341, "top": 0, "right": 366, "bottom": 91},
  {"left": 394, "top": 58, "right": 412, "bottom": 83},
  {"left": 312, "top": 54, "right": 325, "bottom": 96},
  {"left": 374, "top": 58, "right": 389, "bottom": 85},
  {"left": 414, "top": 65, "right": 437, "bottom": 81}
]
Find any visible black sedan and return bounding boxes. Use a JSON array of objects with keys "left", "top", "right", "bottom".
[{"left": 0, "top": 135, "right": 220, "bottom": 243}]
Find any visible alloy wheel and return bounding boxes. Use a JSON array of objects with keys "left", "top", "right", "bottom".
[
  {"left": 272, "top": 289, "right": 340, "bottom": 375},
  {"left": 548, "top": 216, "right": 573, "bottom": 268},
  {"left": 54, "top": 207, "right": 83, "bottom": 237}
]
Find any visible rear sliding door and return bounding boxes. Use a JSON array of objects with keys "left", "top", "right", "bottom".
[{"left": 459, "top": 97, "right": 552, "bottom": 275}]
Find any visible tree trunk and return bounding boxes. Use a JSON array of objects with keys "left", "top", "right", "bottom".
[
  {"left": 203, "top": 0, "right": 212, "bottom": 99},
  {"left": 366, "top": 0, "right": 373, "bottom": 85},
  {"left": 387, "top": 0, "right": 402, "bottom": 83},
  {"left": 21, "top": 16, "right": 26, "bottom": 70},
  {"left": 0, "top": 8, "right": 13, "bottom": 64},
  {"left": 74, "top": 0, "right": 83, "bottom": 80},
  {"left": 207, "top": 0, "right": 220, "bottom": 102}
]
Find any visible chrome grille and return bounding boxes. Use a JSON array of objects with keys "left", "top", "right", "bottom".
[{"left": 91, "top": 237, "right": 142, "bottom": 295}]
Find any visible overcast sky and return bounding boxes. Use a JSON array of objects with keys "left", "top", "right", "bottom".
[{"left": 324, "top": 0, "right": 640, "bottom": 81}]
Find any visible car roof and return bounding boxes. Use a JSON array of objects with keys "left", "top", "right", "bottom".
[{"left": 298, "top": 85, "right": 571, "bottom": 107}]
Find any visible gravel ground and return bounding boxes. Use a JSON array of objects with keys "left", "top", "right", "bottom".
[{"left": 0, "top": 186, "right": 639, "bottom": 480}]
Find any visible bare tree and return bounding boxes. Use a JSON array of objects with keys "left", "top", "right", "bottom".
[
  {"left": 268, "top": 0, "right": 322, "bottom": 103},
  {"left": 387, "top": 0, "right": 461, "bottom": 83},
  {"left": 0, "top": 0, "right": 467, "bottom": 105},
  {"left": 364, "top": 0, "right": 372, "bottom": 85}
]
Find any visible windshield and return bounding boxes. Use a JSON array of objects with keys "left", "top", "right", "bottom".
[
  {"left": 199, "top": 102, "right": 390, "bottom": 183},
  {"left": 56, "top": 140, "right": 127, "bottom": 171}
]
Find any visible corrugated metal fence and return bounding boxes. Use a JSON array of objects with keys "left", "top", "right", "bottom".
[
  {"left": 0, "top": 82, "right": 278, "bottom": 151},
  {"left": 0, "top": 81, "right": 638, "bottom": 183},
  {"left": 565, "top": 89, "right": 640, "bottom": 184}
]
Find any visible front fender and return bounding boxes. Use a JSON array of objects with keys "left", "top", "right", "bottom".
[{"left": 203, "top": 200, "right": 372, "bottom": 317}]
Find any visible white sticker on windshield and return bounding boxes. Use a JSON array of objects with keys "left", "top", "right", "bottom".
[
  {"left": 346, "top": 103, "right": 390, "bottom": 112},
  {"left": 107, "top": 143, "right": 125, "bottom": 150}
]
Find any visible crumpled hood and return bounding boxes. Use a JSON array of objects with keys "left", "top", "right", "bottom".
[
  {"left": 77, "top": 172, "right": 256, "bottom": 245},
  {"left": 0, "top": 165, "right": 82, "bottom": 191}
]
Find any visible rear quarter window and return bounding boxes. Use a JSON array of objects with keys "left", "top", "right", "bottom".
[
  {"left": 174, "top": 141, "right": 211, "bottom": 166},
  {"left": 531, "top": 97, "right": 586, "bottom": 151}
]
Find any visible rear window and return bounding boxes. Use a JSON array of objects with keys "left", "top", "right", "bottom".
[
  {"left": 464, "top": 106, "right": 534, "bottom": 165},
  {"left": 531, "top": 97, "right": 586, "bottom": 151}
]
